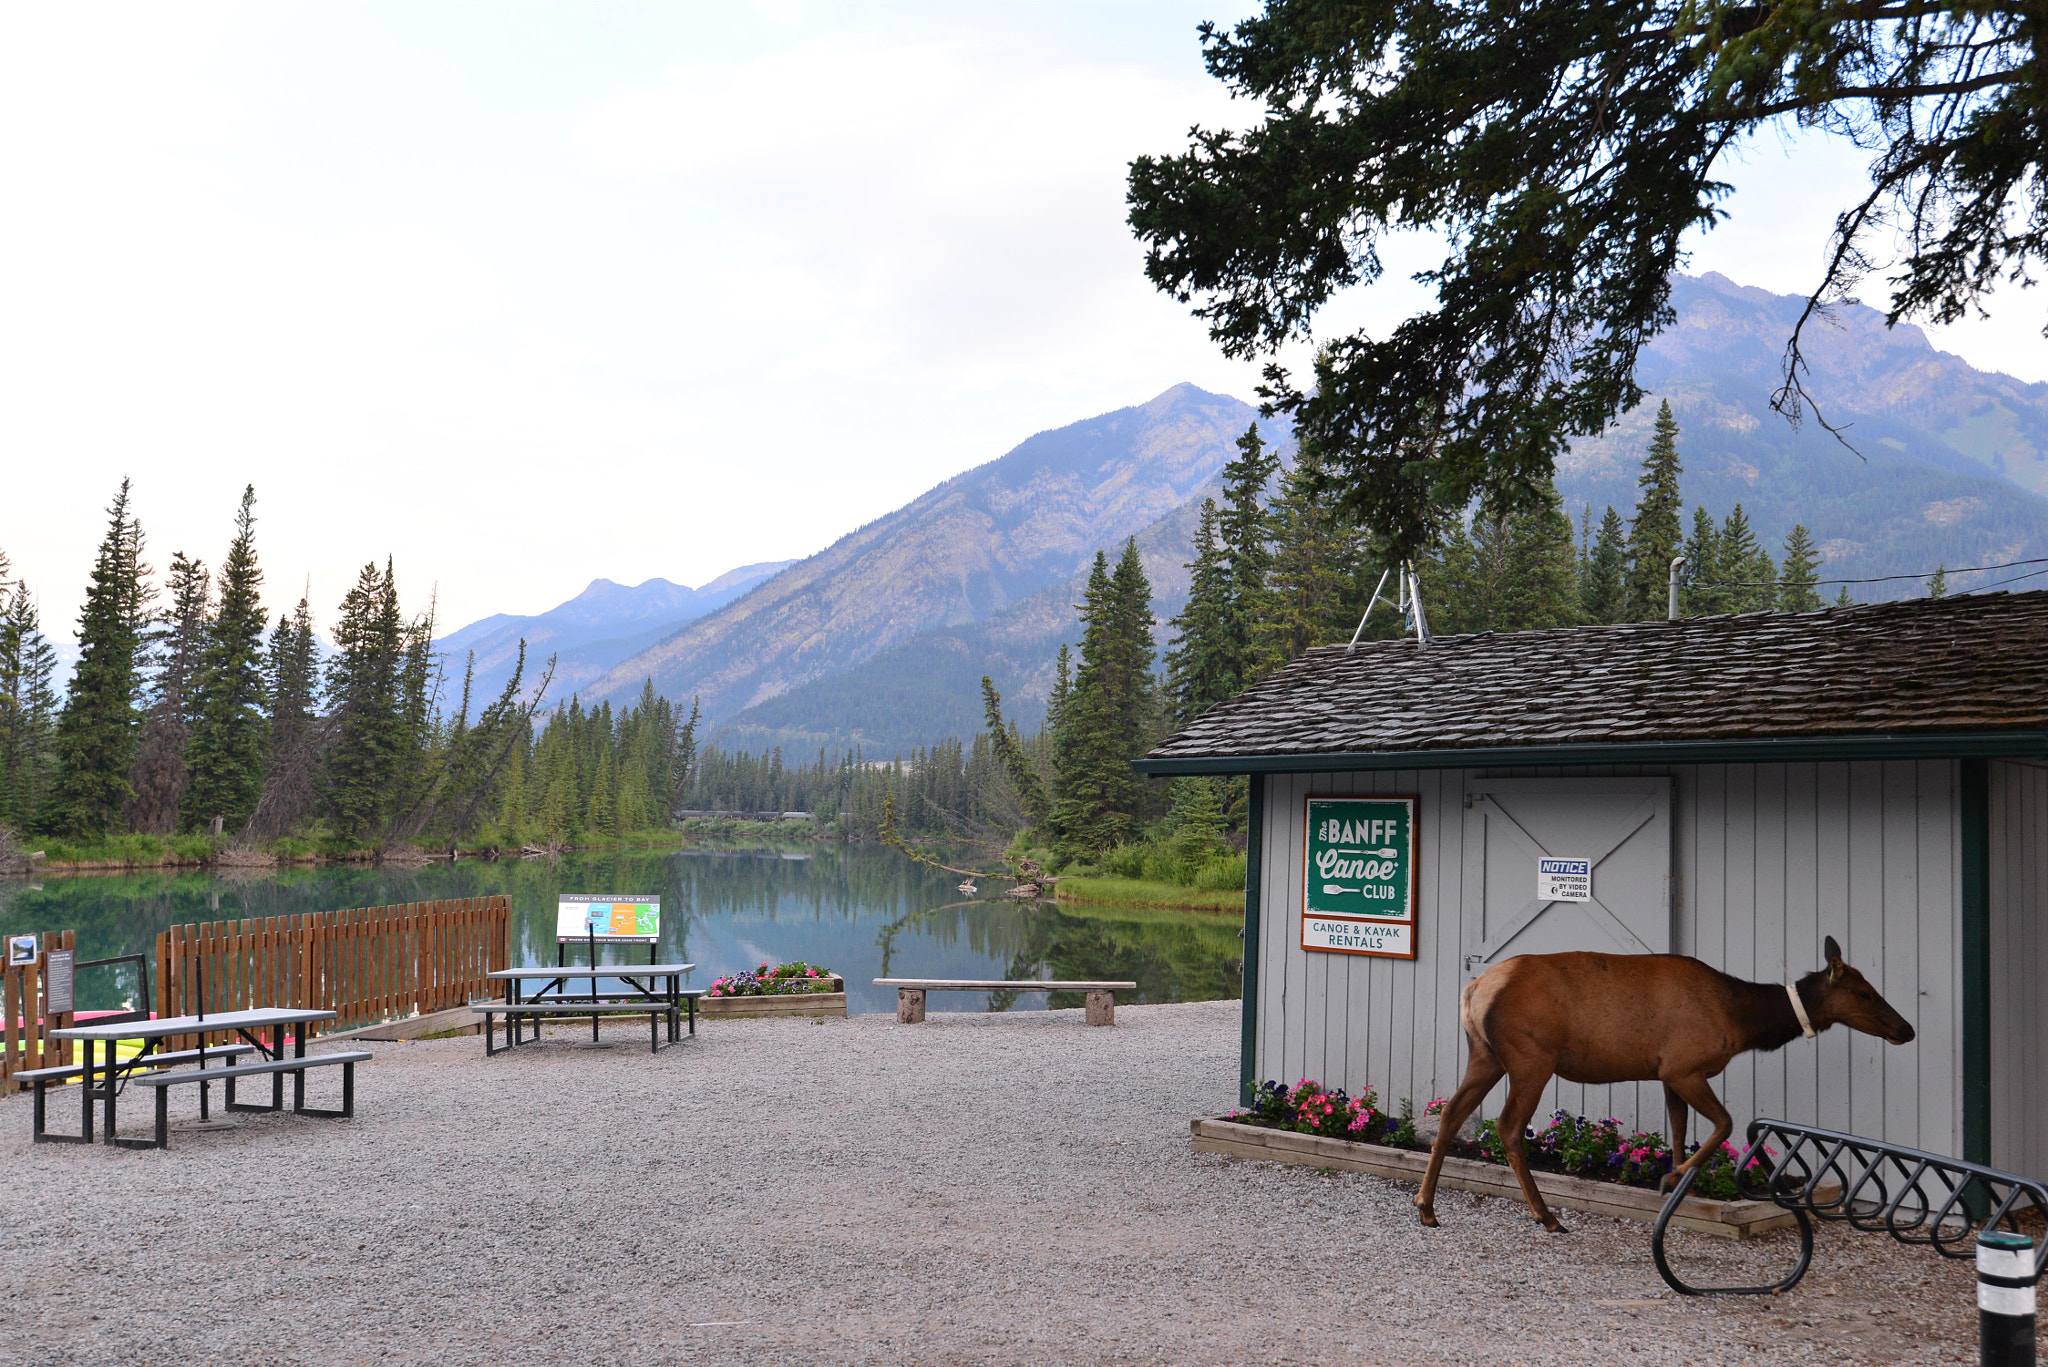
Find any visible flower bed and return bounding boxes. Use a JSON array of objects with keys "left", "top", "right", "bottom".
[
  {"left": 699, "top": 962, "right": 846, "bottom": 1018},
  {"left": 1191, "top": 1077, "right": 1803, "bottom": 1240}
]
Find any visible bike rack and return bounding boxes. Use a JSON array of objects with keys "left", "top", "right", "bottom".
[{"left": 1653, "top": 1117, "right": 2048, "bottom": 1297}]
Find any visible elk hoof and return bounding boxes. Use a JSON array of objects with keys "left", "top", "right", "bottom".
[
  {"left": 1658, "top": 1173, "right": 1676, "bottom": 1194},
  {"left": 1416, "top": 1205, "right": 1438, "bottom": 1228},
  {"left": 1543, "top": 1216, "right": 1568, "bottom": 1234}
]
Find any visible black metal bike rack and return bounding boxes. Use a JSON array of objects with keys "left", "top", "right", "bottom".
[{"left": 1652, "top": 1117, "right": 2048, "bottom": 1297}]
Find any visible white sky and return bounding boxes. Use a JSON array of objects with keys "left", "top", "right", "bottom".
[{"left": 2, "top": 2, "right": 2041, "bottom": 643}]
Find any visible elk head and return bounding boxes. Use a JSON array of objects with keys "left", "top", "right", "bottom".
[{"left": 1808, "top": 935, "right": 1916, "bottom": 1044}]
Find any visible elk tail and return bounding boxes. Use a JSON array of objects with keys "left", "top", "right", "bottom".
[{"left": 1460, "top": 974, "right": 1501, "bottom": 1058}]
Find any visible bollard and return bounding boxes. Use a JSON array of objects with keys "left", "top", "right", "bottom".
[{"left": 1977, "top": 1230, "right": 2036, "bottom": 1367}]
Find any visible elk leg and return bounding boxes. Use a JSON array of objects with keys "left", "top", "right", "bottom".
[
  {"left": 1415, "top": 1047, "right": 1505, "bottom": 1227},
  {"left": 1495, "top": 1071, "right": 1564, "bottom": 1233},
  {"left": 1659, "top": 1083, "right": 1689, "bottom": 1194},
  {"left": 1662, "top": 1073, "right": 1733, "bottom": 1181}
]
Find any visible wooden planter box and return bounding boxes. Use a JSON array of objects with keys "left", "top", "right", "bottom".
[
  {"left": 1190, "top": 1118, "right": 1801, "bottom": 1240},
  {"left": 699, "top": 978, "right": 846, "bottom": 1019}
]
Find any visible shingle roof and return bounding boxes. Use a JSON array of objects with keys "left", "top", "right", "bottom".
[{"left": 1142, "top": 590, "right": 2048, "bottom": 767}]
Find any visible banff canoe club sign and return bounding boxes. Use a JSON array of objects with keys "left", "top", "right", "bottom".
[{"left": 1301, "top": 795, "right": 1419, "bottom": 960}]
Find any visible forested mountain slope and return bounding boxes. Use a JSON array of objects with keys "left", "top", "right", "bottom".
[{"left": 582, "top": 384, "right": 1276, "bottom": 717}]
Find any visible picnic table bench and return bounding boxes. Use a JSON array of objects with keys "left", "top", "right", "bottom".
[
  {"left": 44, "top": 1007, "right": 361, "bottom": 1150},
  {"left": 475, "top": 965, "right": 700, "bottom": 1056},
  {"left": 873, "top": 979, "right": 1140, "bottom": 1026}
]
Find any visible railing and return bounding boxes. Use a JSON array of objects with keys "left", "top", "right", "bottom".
[
  {"left": 1, "top": 930, "right": 76, "bottom": 1090},
  {"left": 155, "top": 897, "right": 510, "bottom": 1048}
]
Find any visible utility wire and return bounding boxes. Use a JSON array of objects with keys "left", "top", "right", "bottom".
[{"left": 1692, "top": 553, "right": 2048, "bottom": 590}]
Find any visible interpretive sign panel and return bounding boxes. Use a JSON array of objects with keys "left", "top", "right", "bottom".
[
  {"left": 6, "top": 934, "right": 35, "bottom": 967},
  {"left": 1301, "top": 795, "right": 1419, "bottom": 960},
  {"left": 43, "top": 949, "right": 74, "bottom": 1015},
  {"left": 555, "top": 894, "right": 660, "bottom": 944},
  {"left": 1537, "top": 857, "right": 1592, "bottom": 903}
]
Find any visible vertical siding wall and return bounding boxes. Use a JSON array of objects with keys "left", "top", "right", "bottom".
[
  {"left": 1254, "top": 761, "right": 1963, "bottom": 1155},
  {"left": 1988, "top": 760, "right": 2048, "bottom": 1179}
]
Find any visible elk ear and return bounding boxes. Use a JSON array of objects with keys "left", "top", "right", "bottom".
[{"left": 1824, "top": 934, "right": 1843, "bottom": 981}]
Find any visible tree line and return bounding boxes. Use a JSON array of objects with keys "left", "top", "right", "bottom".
[{"left": 0, "top": 482, "right": 543, "bottom": 850}]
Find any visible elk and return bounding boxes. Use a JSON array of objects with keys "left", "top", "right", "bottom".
[{"left": 1415, "top": 936, "right": 1915, "bottom": 1233}]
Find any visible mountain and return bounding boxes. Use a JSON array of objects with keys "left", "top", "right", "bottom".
[
  {"left": 588, "top": 273, "right": 2048, "bottom": 759},
  {"left": 580, "top": 383, "right": 1285, "bottom": 718},
  {"left": 436, "top": 561, "right": 791, "bottom": 705}
]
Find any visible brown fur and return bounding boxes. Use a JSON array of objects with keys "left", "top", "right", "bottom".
[{"left": 1415, "top": 936, "right": 1914, "bottom": 1233}]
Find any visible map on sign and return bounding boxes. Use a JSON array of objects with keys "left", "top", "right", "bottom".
[
  {"left": 556, "top": 894, "right": 660, "bottom": 944},
  {"left": 1301, "top": 795, "right": 1419, "bottom": 960}
]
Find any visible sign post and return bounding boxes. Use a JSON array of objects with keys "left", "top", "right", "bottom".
[{"left": 1300, "top": 795, "right": 1420, "bottom": 960}]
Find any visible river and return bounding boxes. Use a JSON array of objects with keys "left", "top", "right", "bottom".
[{"left": 0, "top": 843, "right": 1243, "bottom": 1017}]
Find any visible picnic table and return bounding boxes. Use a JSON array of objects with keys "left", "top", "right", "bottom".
[
  {"left": 475, "top": 965, "right": 700, "bottom": 1056},
  {"left": 40, "top": 1008, "right": 366, "bottom": 1150}
]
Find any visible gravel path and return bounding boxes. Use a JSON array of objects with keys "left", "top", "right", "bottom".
[{"left": 0, "top": 1001, "right": 1983, "bottom": 1365}]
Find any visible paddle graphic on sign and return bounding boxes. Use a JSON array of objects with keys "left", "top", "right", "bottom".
[{"left": 1301, "top": 794, "right": 1419, "bottom": 960}]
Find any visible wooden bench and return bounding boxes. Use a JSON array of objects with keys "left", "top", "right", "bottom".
[
  {"left": 128, "top": 1051, "right": 371, "bottom": 1149},
  {"left": 470, "top": 992, "right": 703, "bottom": 1056},
  {"left": 872, "top": 979, "right": 1140, "bottom": 1026},
  {"left": 21, "top": 1045, "right": 261, "bottom": 1143}
]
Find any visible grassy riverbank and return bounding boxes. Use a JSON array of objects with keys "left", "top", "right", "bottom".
[
  {"left": 18, "top": 827, "right": 705, "bottom": 874},
  {"left": 1055, "top": 875, "right": 1245, "bottom": 912}
]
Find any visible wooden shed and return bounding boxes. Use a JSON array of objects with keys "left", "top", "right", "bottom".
[{"left": 1137, "top": 591, "right": 2048, "bottom": 1178}]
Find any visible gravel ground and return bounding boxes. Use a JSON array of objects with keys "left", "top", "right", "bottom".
[{"left": 0, "top": 1000, "right": 1987, "bottom": 1366}]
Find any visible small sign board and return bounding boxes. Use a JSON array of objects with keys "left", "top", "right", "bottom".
[
  {"left": 555, "top": 894, "right": 660, "bottom": 944},
  {"left": 1537, "top": 857, "right": 1592, "bottom": 903},
  {"left": 43, "top": 949, "right": 74, "bottom": 1015},
  {"left": 1301, "top": 795, "right": 1419, "bottom": 960},
  {"left": 5, "top": 934, "right": 36, "bottom": 968}
]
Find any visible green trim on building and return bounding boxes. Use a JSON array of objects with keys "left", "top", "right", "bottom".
[
  {"left": 1135, "top": 731, "right": 2048, "bottom": 777},
  {"left": 1959, "top": 757, "right": 1991, "bottom": 1166},
  {"left": 1239, "top": 773, "right": 1264, "bottom": 1108}
]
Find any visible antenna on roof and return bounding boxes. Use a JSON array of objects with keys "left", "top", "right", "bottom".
[{"left": 1346, "top": 562, "right": 1430, "bottom": 652}]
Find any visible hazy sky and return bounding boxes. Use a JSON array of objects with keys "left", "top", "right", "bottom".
[{"left": 3, "top": 2, "right": 2042, "bottom": 642}]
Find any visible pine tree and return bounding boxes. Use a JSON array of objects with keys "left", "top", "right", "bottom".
[
  {"left": 1164, "top": 500, "right": 1238, "bottom": 724},
  {"left": 128, "top": 552, "right": 210, "bottom": 833},
  {"left": 248, "top": 595, "right": 322, "bottom": 839},
  {"left": 1835, "top": 586, "right": 1854, "bottom": 607},
  {"left": 0, "top": 573, "right": 60, "bottom": 832},
  {"left": 48, "top": 480, "right": 151, "bottom": 835},
  {"left": 1050, "top": 541, "right": 1156, "bottom": 855},
  {"left": 1681, "top": 506, "right": 1725, "bottom": 616},
  {"left": 1045, "top": 646, "right": 1071, "bottom": 735},
  {"left": 185, "top": 486, "right": 268, "bottom": 832},
  {"left": 324, "top": 562, "right": 406, "bottom": 839},
  {"left": 1218, "top": 423, "right": 1280, "bottom": 681},
  {"left": 1718, "top": 505, "right": 1776, "bottom": 612},
  {"left": 1623, "top": 401, "right": 1684, "bottom": 621},
  {"left": 1579, "top": 506, "right": 1629, "bottom": 624},
  {"left": 1779, "top": 525, "right": 1823, "bottom": 610},
  {"left": 1927, "top": 565, "right": 1948, "bottom": 598},
  {"left": 1495, "top": 485, "right": 1581, "bottom": 631},
  {"left": 1263, "top": 444, "right": 1362, "bottom": 661}
]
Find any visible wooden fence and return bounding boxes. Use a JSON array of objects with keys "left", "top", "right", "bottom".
[
  {"left": 2, "top": 930, "right": 75, "bottom": 1091},
  {"left": 155, "top": 897, "right": 509, "bottom": 1047}
]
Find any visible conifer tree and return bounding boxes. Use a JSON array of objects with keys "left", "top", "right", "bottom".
[
  {"left": 1164, "top": 500, "right": 1237, "bottom": 724},
  {"left": 1681, "top": 506, "right": 1725, "bottom": 616},
  {"left": 49, "top": 480, "right": 151, "bottom": 835},
  {"left": 980, "top": 675, "right": 1049, "bottom": 827},
  {"left": 1050, "top": 541, "right": 1156, "bottom": 855},
  {"left": 1718, "top": 505, "right": 1776, "bottom": 612},
  {"left": 1579, "top": 506, "right": 1629, "bottom": 624},
  {"left": 1263, "top": 444, "right": 1362, "bottom": 661},
  {"left": 1218, "top": 424, "right": 1280, "bottom": 680},
  {"left": 0, "top": 571, "right": 60, "bottom": 832},
  {"left": 325, "top": 562, "right": 406, "bottom": 839},
  {"left": 248, "top": 595, "right": 323, "bottom": 838},
  {"left": 1495, "top": 485, "right": 1581, "bottom": 631},
  {"left": 1779, "top": 525, "right": 1823, "bottom": 610},
  {"left": 1623, "top": 402, "right": 1684, "bottom": 621},
  {"left": 1927, "top": 565, "right": 1948, "bottom": 598},
  {"left": 1835, "top": 586, "right": 1854, "bottom": 607},
  {"left": 128, "top": 552, "right": 210, "bottom": 833},
  {"left": 186, "top": 486, "right": 269, "bottom": 832},
  {"left": 1045, "top": 646, "right": 1070, "bottom": 734}
]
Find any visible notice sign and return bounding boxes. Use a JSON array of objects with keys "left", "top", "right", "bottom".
[
  {"left": 556, "top": 894, "right": 660, "bottom": 944},
  {"left": 1537, "top": 857, "right": 1592, "bottom": 903},
  {"left": 1301, "top": 795, "right": 1419, "bottom": 960}
]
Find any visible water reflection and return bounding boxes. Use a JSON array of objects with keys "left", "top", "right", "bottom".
[{"left": 0, "top": 846, "right": 1242, "bottom": 1016}]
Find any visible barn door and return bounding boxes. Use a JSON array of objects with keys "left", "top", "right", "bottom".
[{"left": 1461, "top": 778, "right": 1672, "bottom": 979}]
